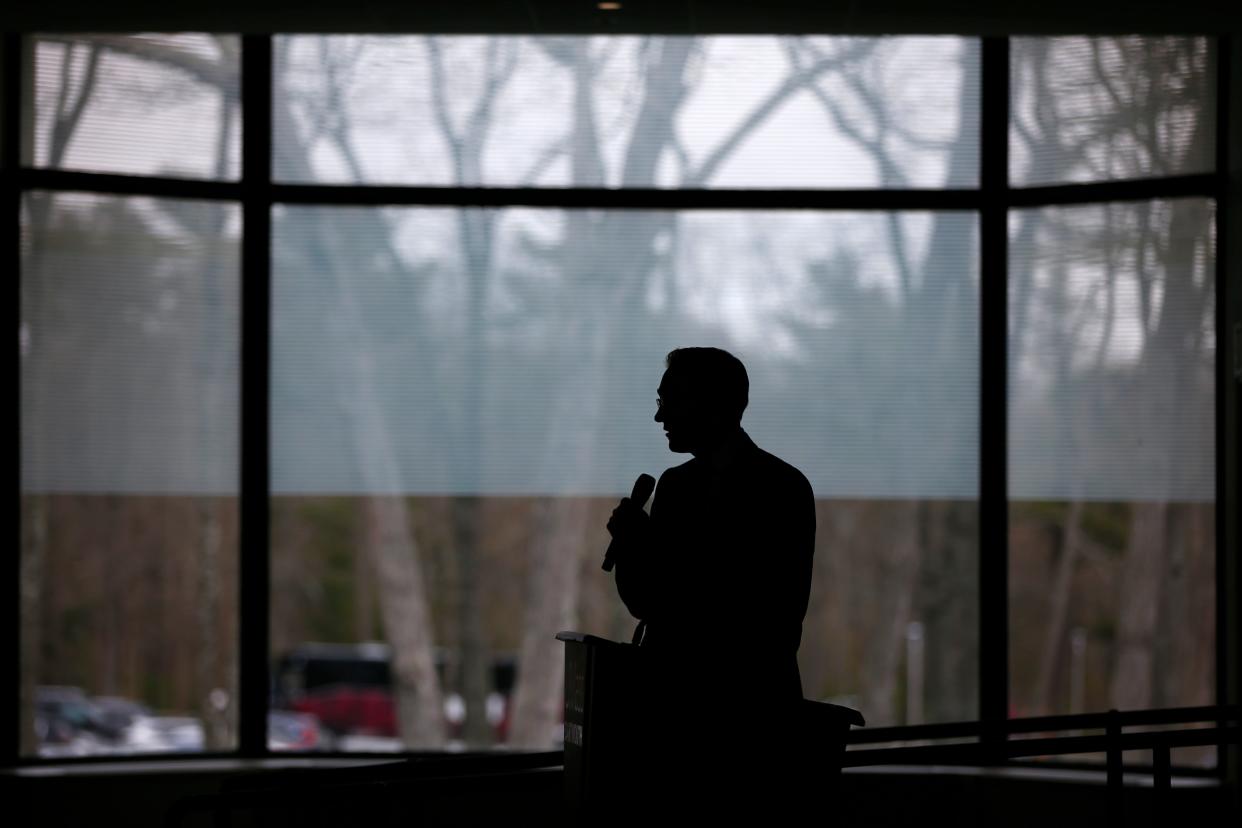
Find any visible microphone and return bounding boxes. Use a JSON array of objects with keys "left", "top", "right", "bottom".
[{"left": 602, "top": 473, "right": 656, "bottom": 572}]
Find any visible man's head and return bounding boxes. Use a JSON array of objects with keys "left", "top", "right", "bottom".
[{"left": 655, "top": 347, "right": 749, "bottom": 455}]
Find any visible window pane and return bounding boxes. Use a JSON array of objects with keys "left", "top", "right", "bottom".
[
  {"left": 27, "top": 34, "right": 241, "bottom": 180},
  {"left": 274, "top": 36, "right": 978, "bottom": 189},
  {"left": 1008, "top": 199, "right": 1215, "bottom": 766},
  {"left": 20, "top": 191, "right": 240, "bottom": 756},
  {"left": 1010, "top": 37, "right": 1214, "bottom": 186},
  {"left": 271, "top": 206, "right": 978, "bottom": 750}
]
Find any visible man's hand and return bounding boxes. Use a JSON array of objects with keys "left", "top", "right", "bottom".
[
  {"left": 607, "top": 497, "right": 651, "bottom": 543},
  {"left": 603, "top": 497, "right": 651, "bottom": 570},
  {"left": 603, "top": 473, "right": 656, "bottom": 572}
]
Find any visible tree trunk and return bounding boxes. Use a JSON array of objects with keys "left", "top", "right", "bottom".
[
  {"left": 1110, "top": 501, "right": 1168, "bottom": 710},
  {"left": 196, "top": 76, "right": 235, "bottom": 749},
  {"left": 271, "top": 43, "right": 446, "bottom": 746},
  {"left": 20, "top": 497, "right": 46, "bottom": 756},
  {"left": 1108, "top": 177, "right": 1210, "bottom": 713},
  {"left": 505, "top": 38, "right": 695, "bottom": 747},
  {"left": 508, "top": 497, "right": 593, "bottom": 747},
  {"left": 899, "top": 45, "right": 980, "bottom": 726},
  {"left": 1154, "top": 503, "right": 1184, "bottom": 709},
  {"left": 454, "top": 496, "right": 493, "bottom": 745},
  {"left": 196, "top": 501, "right": 225, "bottom": 747},
  {"left": 328, "top": 246, "right": 445, "bottom": 748},
  {"left": 799, "top": 499, "right": 859, "bottom": 701},
  {"left": 1033, "top": 500, "right": 1084, "bottom": 715},
  {"left": 918, "top": 499, "right": 978, "bottom": 724},
  {"left": 354, "top": 525, "right": 376, "bottom": 641},
  {"left": 862, "top": 501, "right": 922, "bottom": 725},
  {"left": 363, "top": 496, "right": 445, "bottom": 746}
]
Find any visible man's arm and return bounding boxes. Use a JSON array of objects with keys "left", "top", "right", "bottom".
[
  {"left": 788, "top": 469, "right": 816, "bottom": 629},
  {"left": 734, "top": 463, "right": 815, "bottom": 643},
  {"left": 612, "top": 471, "right": 672, "bottom": 622}
]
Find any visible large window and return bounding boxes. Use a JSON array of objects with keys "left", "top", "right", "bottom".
[
  {"left": 12, "top": 33, "right": 1223, "bottom": 765},
  {"left": 1005, "top": 38, "right": 1218, "bottom": 767}
]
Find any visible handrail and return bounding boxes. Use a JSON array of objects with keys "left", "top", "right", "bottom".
[
  {"left": 162, "top": 705, "right": 1241, "bottom": 826},
  {"left": 847, "top": 704, "right": 1242, "bottom": 745},
  {"left": 842, "top": 725, "right": 1241, "bottom": 767},
  {"left": 836, "top": 707, "right": 1242, "bottom": 827}
]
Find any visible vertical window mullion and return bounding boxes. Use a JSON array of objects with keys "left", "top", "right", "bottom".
[
  {"left": 239, "top": 33, "right": 273, "bottom": 758},
  {"left": 4, "top": 32, "right": 24, "bottom": 765},
  {"left": 1214, "top": 34, "right": 1236, "bottom": 785},
  {"left": 979, "top": 36, "right": 1010, "bottom": 757}
]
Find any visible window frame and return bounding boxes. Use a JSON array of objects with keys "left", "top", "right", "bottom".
[{"left": 3, "top": 32, "right": 1232, "bottom": 778}]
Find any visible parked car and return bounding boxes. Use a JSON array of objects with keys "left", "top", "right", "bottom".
[
  {"left": 269, "top": 710, "right": 328, "bottom": 751},
  {"left": 273, "top": 643, "right": 517, "bottom": 744},
  {"left": 35, "top": 686, "right": 125, "bottom": 746},
  {"left": 289, "top": 685, "right": 396, "bottom": 738},
  {"left": 123, "top": 715, "right": 205, "bottom": 753},
  {"left": 92, "top": 696, "right": 153, "bottom": 734}
]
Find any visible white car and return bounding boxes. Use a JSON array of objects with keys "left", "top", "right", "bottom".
[{"left": 123, "top": 716, "right": 205, "bottom": 753}]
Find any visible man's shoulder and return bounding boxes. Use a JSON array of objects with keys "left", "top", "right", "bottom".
[
  {"left": 656, "top": 458, "right": 698, "bottom": 487},
  {"left": 748, "top": 443, "right": 814, "bottom": 498}
]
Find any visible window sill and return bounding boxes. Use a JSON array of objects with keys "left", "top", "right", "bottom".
[{"left": 6, "top": 755, "right": 408, "bottom": 778}]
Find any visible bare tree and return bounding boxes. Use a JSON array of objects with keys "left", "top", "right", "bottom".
[
  {"left": 423, "top": 36, "right": 519, "bottom": 745},
  {"left": 275, "top": 37, "right": 447, "bottom": 746},
  {"left": 1010, "top": 38, "right": 1214, "bottom": 714},
  {"left": 20, "top": 37, "right": 106, "bottom": 754},
  {"left": 502, "top": 35, "right": 887, "bottom": 745},
  {"left": 781, "top": 37, "right": 980, "bottom": 723}
]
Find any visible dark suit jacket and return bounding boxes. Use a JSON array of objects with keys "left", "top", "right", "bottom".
[{"left": 614, "top": 429, "right": 816, "bottom": 713}]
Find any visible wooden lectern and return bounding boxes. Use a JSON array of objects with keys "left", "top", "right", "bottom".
[{"left": 557, "top": 631, "right": 865, "bottom": 821}]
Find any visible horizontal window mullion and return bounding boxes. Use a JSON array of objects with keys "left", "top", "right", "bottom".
[
  {"left": 17, "top": 168, "right": 244, "bottom": 201},
  {"left": 1007, "top": 173, "right": 1219, "bottom": 207},
  {"left": 267, "top": 184, "right": 982, "bottom": 210},
  {"left": 18, "top": 173, "right": 1220, "bottom": 211}
]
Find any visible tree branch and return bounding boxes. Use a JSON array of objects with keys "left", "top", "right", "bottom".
[
  {"left": 425, "top": 37, "right": 465, "bottom": 180},
  {"left": 40, "top": 34, "right": 236, "bottom": 89},
  {"left": 785, "top": 42, "right": 918, "bottom": 292},
  {"left": 685, "top": 39, "right": 875, "bottom": 187},
  {"left": 463, "top": 38, "right": 520, "bottom": 181},
  {"left": 518, "top": 136, "right": 570, "bottom": 186},
  {"left": 49, "top": 43, "right": 102, "bottom": 168}
]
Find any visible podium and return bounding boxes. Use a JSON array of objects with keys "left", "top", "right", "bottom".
[
  {"left": 557, "top": 631, "right": 864, "bottom": 820},
  {"left": 556, "top": 632, "right": 644, "bottom": 820}
]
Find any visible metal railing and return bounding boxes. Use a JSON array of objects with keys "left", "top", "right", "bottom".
[
  {"left": 161, "top": 705, "right": 1239, "bottom": 826},
  {"left": 840, "top": 705, "right": 1241, "bottom": 826}
]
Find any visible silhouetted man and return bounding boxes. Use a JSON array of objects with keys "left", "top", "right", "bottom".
[{"left": 606, "top": 346, "right": 816, "bottom": 816}]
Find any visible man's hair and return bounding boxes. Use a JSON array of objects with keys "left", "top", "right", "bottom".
[{"left": 665, "top": 347, "right": 749, "bottom": 423}]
